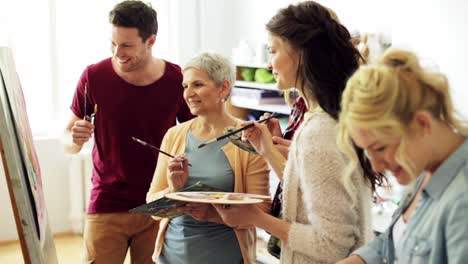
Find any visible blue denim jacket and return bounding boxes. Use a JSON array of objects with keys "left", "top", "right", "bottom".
[{"left": 354, "top": 138, "right": 468, "bottom": 264}]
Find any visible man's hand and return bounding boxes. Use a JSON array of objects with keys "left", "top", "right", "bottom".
[{"left": 71, "top": 119, "right": 94, "bottom": 146}]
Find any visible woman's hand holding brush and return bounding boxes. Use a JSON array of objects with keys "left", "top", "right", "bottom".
[
  {"left": 241, "top": 119, "right": 275, "bottom": 156},
  {"left": 167, "top": 155, "right": 190, "bottom": 192}
]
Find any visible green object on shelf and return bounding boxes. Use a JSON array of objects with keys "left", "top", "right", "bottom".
[
  {"left": 241, "top": 67, "right": 256, "bottom": 82},
  {"left": 254, "top": 68, "right": 275, "bottom": 83}
]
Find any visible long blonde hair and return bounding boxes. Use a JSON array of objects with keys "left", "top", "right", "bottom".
[{"left": 338, "top": 48, "right": 468, "bottom": 181}]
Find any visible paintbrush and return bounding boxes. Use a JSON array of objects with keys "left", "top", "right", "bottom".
[
  {"left": 83, "top": 83, "right": 88, "bottom": 119},
  {"left": 198, "top": 112, "right": 280, "bottom": 149},
  {"left": 90, "top": 104, "right": 97, "bottom": 125},
  {"left": 132, "top": 137, "right": 192, "bottom": 166}
]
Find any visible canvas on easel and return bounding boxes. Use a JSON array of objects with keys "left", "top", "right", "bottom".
[{"left": 0, "top": 47, "right": 57, "bottom": 264}]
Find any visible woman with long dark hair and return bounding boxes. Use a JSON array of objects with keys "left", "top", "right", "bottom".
[{"left": 215, "top": 1, "right": 383, "bottom": 263}]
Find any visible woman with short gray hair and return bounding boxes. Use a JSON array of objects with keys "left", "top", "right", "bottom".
[
  {"left": 146, "top": 52, "right": 271, "bottom": 264},
  {"left": 184, "top": 52, "right": 236, "bottom": 91}
]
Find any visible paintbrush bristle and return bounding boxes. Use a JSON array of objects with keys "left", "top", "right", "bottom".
[
  {"left": 132, "top": 137, "right": 144, "bottom": 145},
  {"left": 198, "top": 143, "right": 206, "bottom": 149}
]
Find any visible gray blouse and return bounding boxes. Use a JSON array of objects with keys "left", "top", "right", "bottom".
[{"left": 158, "top": 130, "right": 242, "bottom": 264}]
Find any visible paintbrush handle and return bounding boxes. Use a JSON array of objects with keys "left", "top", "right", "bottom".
[
  {"left": 132, "top": 137, "right": 192, "bottom": 166},
  {"left": 90, "top": 104, "right": 98, "bottom": 125},
  {"left": 83, "top": 83, "right": 88, "bottom": 118},
  {"left": 215, "top": 113, "right": 279, "bottom": 141},
  {"left": 132, "top": 137, "right": 175, "bottom": 158}
]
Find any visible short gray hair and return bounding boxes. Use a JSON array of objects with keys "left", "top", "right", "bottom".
[{"left": 183, "top": 52, "right": 236, "bottom": 89}]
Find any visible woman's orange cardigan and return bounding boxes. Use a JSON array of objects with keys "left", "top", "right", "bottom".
[{"left": 146, "top": 118, "right": 271, "bottom": 263}]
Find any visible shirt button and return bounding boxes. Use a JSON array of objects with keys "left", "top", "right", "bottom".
[
  {"left": 383, "top": 258, "right": 388, "bottom": 263},
  {"left": 414, "top": 246, "right": 419, "bottom": 251}
]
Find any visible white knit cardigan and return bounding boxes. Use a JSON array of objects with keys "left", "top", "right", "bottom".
[{"left": 281, "top": 111, "right": 373, "bottom": 264}]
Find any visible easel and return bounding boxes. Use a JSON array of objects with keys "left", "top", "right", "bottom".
[
  {"left": 1, "top": 139, "right": 32, "bottom": 262},
  {"left": 0, "top": 47, "right": 57, "bottom": 264}
]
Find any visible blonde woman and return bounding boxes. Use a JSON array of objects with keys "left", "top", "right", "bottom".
[
  {"left": 146, "top": 52, "right": 270, "bottom": 264},
  {"left": 337, "top": 48, "right": 468, "bottom": 264}
]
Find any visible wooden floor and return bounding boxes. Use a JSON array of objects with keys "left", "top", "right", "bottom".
[
  {"left": 0, "top": 234, "right": 111, "bottom": 264},
  {"left": 0, "top": 234, "right": 109, "bottom": 264},
  {"left": 0, "top": 234, "right": 278, "bottom": 264}
]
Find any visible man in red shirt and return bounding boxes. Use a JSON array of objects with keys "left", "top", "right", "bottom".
[{"left": 63, "top": 1, "right": 193, "bottom": 263}]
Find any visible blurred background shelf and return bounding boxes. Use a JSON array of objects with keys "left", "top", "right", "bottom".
[
  {"left": 228, "top": 63, "right": 290, "bottom": 118},
  {"left": 235, "top": 80, "right": 278, "bottom": 91},
  {"left": 231, "top": 96, "right": 290, "bottom": 115}
]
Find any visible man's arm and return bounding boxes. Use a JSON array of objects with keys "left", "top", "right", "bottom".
[{"left": 63, "top": 112, "right": 94, "bottom": 154}]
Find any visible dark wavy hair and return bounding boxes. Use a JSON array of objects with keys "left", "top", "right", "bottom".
[
  {"left": 266, "top": 1, "right": 384, "bottom": 190},
  {"left": 109, "top": 0, "right": 158, "bottom": 42}
]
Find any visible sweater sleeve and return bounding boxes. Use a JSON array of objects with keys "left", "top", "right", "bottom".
[{"left": 287, "top": 119, "right": 359, "bottom": 262}]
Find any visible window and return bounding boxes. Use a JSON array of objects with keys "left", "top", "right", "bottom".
[
  {"left": 0, "top": 0, "right": 53, "bottom": 135},
  {"left": 0, "top": 0, "right": 172, "bottom": 136}
]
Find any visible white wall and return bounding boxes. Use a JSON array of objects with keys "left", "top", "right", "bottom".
[
  {"left": 325, "top": 0, "right": 468, "bottom": 117},
  {"left": 198, "top": 0, "right": 245, "bottom": 57},
  {"left": 201, "top": 0, "right": 468, "bottom": 116}
]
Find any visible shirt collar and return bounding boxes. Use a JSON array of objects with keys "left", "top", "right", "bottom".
[{"left": 423, "top": 138, "right": 468, "bottom": 199}]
